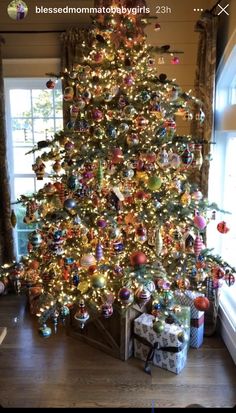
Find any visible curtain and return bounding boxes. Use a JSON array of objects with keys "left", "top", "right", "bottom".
[
  {"left": 191, "top": 12, "right": 219, "bottom": 336},
  {"left": 0, "top": 37, "right": 15, "bottom": 265},
  {"left": 191, "top": 11, "right": 218, "bottom": 197}
]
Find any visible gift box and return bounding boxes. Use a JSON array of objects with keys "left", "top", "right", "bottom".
[
  {"left": 68, "top": 301, "right": 151, "bottom": 361},
  {"left": 167, "top": 305, "right": 191, "bottom": 345},
  {"left": 174, "top": 290, "right": 204, "bottom": 348},
  {"left": 134, "top": 313, "right": 188, "bottom": 374}
]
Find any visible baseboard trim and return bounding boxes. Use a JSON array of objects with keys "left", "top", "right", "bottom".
[{"left": 218, "top": 305, "right": 236, "bottom": 365}]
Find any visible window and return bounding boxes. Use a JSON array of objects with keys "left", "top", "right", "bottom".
[
  {"left": 208, "top": 45, "right": 236, "bottom": 364},
  {"left": 4, "top": 78, "right": 63, "bottom": 259}
]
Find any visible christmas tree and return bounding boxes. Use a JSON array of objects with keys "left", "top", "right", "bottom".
[{"left": 14, "top": 4, "right": 235, "bottom": 335}]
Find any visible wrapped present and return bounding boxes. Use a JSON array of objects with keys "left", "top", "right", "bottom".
[
  {"left": 166, "top": 305, "right": 191, "bottom": 345},
  {"left": 174, "top": 290, "right": 204, "bottom": 348},
  {"left": 134, "top": 313, "right": 188, "bottom": 374}
]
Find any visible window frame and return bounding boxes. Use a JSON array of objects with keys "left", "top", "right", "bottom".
[
  {"left": 210, "top": 43, "right": 236, "bottom": 364},
  {"left": 4, "top": 77, "right": 63, "bottom": 259}
]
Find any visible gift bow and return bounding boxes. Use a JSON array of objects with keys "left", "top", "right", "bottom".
[{"left": 134, "top": 333, "right": 185, "bottom": 375}]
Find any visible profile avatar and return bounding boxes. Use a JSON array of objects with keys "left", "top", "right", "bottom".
[{"left": 7, "top": 1, "right": 28, "bottom": 20}]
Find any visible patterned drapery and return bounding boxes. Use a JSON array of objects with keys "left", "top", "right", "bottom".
[
  {"left": 191, "top": 11, "right": 218, "bottom": 197},
  {"left": 0, "top": 37, "right": 15, "bottom": 265},
  {"left": 191, "top": 12, "right": 219, "bottom": 336}
]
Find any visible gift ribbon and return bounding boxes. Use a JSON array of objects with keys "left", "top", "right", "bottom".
[
  {"left": 191, "top": 314, "right": 204, "bottom": 328},
  {"left": 134, "top": 333, "right": 185, "bottom": 375}
]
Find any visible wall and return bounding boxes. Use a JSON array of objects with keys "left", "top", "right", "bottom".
[{"left": 216, "top": 0, "right": 236, "bottom": 75}]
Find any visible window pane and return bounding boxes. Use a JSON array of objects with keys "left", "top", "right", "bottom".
[
  {"left": 10, "top": 90, "right": 31, "bottom": 117},
  {"left": 13, "top": 147, "right": 34, "bottom": 174},
  {"left": 15, "top": 204, "right": 37, "bottom": 230},
  {"left": 14, "top": 177, "right": 35, "bottom": 199},
  {"left": 54, "top": 89, "right": 63, "bottom": 117},
  {"left": 11, "top": 118, "right": 33, "bottom": 144},
  {"left": 33, "top": 118, "right": 55, "bottom": 142},
  {"left": 56, "top": 118, "right": 63, "bottom": 131},
  {"left": 35, "top": 177, "right": 52, "bottom": 191},
  {"left": 17, "top": 231, "right": 32, "bottom": 256},
  {"left": 32, "top": 89, "right": 54, "bottom": 118}
]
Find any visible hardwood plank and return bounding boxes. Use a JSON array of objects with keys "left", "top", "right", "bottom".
[{"left": 0, "top": 294, "right": 235, "bottom": 408}]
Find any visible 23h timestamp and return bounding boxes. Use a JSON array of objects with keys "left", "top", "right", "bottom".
[{"left": 156, "top": 5, "right": 172, "bottom": 14}]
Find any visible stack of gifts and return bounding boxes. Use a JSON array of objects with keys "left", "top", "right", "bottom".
[
  {"left": 174, "top": 290, "right": 204, "bottom": 348},
  {"left": 134, "top": 308, "right": 190, "bottom": 374}
]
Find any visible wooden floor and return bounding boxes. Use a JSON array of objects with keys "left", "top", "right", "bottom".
[{"left": 0, "top": 294, "right": 235, "bottom": 408}]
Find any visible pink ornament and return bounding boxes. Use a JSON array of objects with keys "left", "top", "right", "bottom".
[
  {"left": 92, "top": 109, "right": 104, "bottom": 122},
  {"left": 192, "top": 190, "right": 203, "bottom": 201},
  {"left": 112, "top": 148, "right": 123, "bottom": 164},
  {"left": 171, "top": 56, "right": 180, "bottom": 65},
  {"left": 194, "top": 235, "right": 203, "bottom": 257},
  {"left": 194, "top": 214, "right": 207, "bottom": 230},
  {"left": 124, "top": 75, "right": 134, "bottom": 86}
]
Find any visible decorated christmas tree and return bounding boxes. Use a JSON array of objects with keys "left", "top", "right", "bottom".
[{"left": 14, "top": 4, "right": 235, "bottom": 336}]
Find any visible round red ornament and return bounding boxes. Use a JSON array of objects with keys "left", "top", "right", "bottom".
[
  {"left": 130, "top": 251, "right": 147, "bottom": 266},
  {"left": 217, "top": 221, "right": 230, "bottom": 234},
  {"left": 194, "top": 296, "right": 210, "bottom": 311},
  {"left": 46, "top": 79, "right": 55, "bottom": 89}
]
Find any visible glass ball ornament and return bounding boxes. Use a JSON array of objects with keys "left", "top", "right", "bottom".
[
  {"left": 38, "top": 324, "right": 52, "bottom": 337},
  {"left": 147, "top": 175, "right": 162, "bottom": 191},
  {"left": 194, "top": 296, "right": 210, "bottom": 311},
  {"left": 191, "top": 190, "right": 203, "bottom": 201},
  {"left": 63, "top": 198, "right": 77, "bottom": 210},
  {"left": 91, "top": 108, "right": 104, "bottom": 122},
  {"left": 171, "top": 56, "right": 180, "bottom": 65},
  {"left": 217, "top": 221, "right": 230, "bottom": 234},
  {"left": 80, "top": 254, "right": 96, "bottom": 268},
  {"left": 91, "top": 274, "right": 106, "bottom": 289},
  {"left": 130, "top": 251, "right": 147, "bottom": 266},
  {"left": 119, "top": 123, "right": 129, "bottom": 133},
  {"left": 127, "top": 133, "right": 139, "bottom": 146},
  {"left": 159, "top": 290, "right": 174, "bottom": 308},
  {"left": 46, "top": 79, "right": 55, "bottom": 89},
  {"left": 153, "top": 319, "right": 165, "bottom": 334},
  {"left": 135, "top": 287, "right": 151, "bottom": 305},
  {"left": 118, "top": 287, "right": 134, "bottom": 305}
]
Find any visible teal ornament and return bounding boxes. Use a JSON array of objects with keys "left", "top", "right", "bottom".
[
  {"left": 60, "top": 305, "right": 70, "bottom": 318},
  {"left": 139, "top": 91, "right": 151, "bottom": 103},
  {"left": 39, "top": 324, "right": 52, "bottom": 337},
  {"left": 68, "top": 175, "right": 77, "bottom": 190},
  {"left": 159, "top": 290, "right": 174, "bottom": 309}
]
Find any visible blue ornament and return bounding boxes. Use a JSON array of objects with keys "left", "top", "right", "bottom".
[
  {"left": 106, "top": 124, "right": 117, "bottom": 139},
  {"left": 64, "top": 257, "right": 74, "bottom": 265},
  {"left": 60, "top": 306, "right": 70, "bottom": 318},
  {"left": 64, "top": 198, "right": 77, "bottom": 210},
  {"left": 153, "top": 302, "right": 161, "bottom": 310},
  {"left": 113, "top": 241, "right": 124, "bottom": 253},
  {"left": 66, "top": 120, "right": 75, "bottom": 130},
  {"left": 73, "top": 274, "right": 80, "bottom": 286},
  {"left": 38, "top": 324, "right": 52, "bottom": 337}
]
